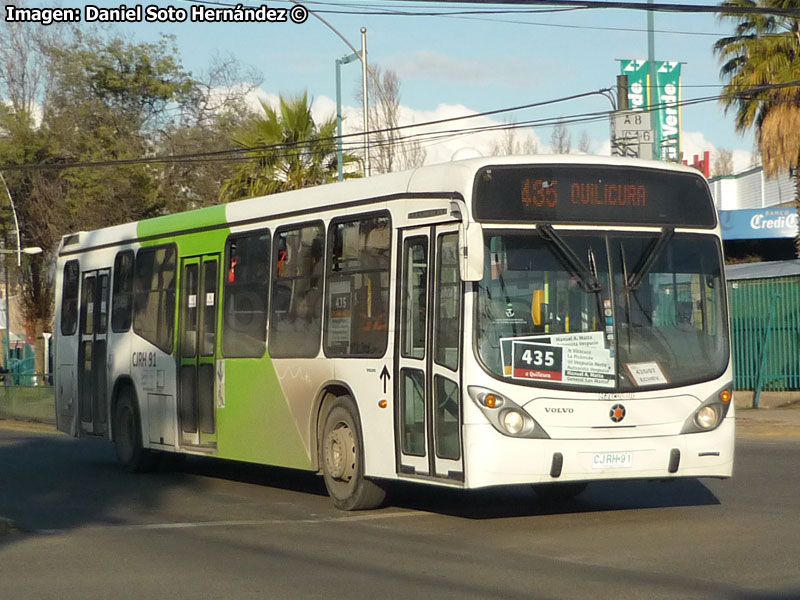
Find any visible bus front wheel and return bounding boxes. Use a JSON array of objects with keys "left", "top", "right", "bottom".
[
  {"left": 320, "top": 396, "right": 386, "bottom": 511},
  {"left": 113, "top": 388, "right": 155, "bottom": 473}
]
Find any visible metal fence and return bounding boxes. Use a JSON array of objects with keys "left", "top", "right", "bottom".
[{"left": 728, "top": 276, "right": 800, "bottom": 394}]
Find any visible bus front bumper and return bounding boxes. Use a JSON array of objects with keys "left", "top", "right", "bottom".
[{"left": 462, "top": 417, "right": 734, "bottom": 489}]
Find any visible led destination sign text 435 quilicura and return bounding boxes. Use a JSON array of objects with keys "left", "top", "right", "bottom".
[
  {"left": 522, "top": 178, "right": 647, "bottom": 209},
  {"left": 474, "top": 165, "right": 716, "bottom": 227}
]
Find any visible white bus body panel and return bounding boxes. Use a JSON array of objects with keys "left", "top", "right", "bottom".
[{"left": 463, "top": 418, "right": 734, "bottom": 489}]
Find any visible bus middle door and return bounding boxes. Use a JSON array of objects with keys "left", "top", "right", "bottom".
[
  {"left": 396, "top": 224, "right": 464, "bottom": 482},
  {"left": 178, "top": 254, "right": 220, "bottom": 448}
]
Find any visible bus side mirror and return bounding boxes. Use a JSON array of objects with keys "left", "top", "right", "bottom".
[{"left": 459, "top": 222, "right": 484, "bottom": 282}]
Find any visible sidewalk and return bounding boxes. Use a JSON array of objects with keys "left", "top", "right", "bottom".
[
  {"left": 734, "top": 405, "right": 800, "bottom": 440},
  {"left": 733, "top": 390, "right": 800, "bottom": 440}
]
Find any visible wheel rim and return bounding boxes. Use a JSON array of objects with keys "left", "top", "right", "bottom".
[{"left": 324, "top": 422, "right": 356, "bottom": 483}]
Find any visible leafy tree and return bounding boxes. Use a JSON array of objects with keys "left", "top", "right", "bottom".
[
  {"left": 714, "top": 0, "right": 800, "bottom": 256},
  {"left": 0, "top": 23, "right": 258, "bottom": 367},
  {"left": 221, "top": 93, "right": 346, "bottom": 200},
  {"left": 143, "top": 52, "right": 261, "bottom": 212},
  {"left": 0, "top": 19, "right": 68, "bottom": 369},
  {"left": 44, "top": 31, "right": 197, "bottom": 228}
]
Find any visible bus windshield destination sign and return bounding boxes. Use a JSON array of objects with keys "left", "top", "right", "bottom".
[{"left": 474, "top": 165, "right": 716, "bottom": 227}]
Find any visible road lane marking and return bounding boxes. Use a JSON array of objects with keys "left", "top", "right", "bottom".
[
  {"left": 132, "top": 510, "right": 425, "bottom": 530},
  {"left": 19, "top": 510, "right": 428, "bottom": 535}
]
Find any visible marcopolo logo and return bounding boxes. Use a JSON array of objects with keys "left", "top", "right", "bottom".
[{"left": 609, "top": 404, "right": 626, "bottom": 423}]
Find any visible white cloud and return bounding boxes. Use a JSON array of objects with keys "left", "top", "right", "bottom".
[
  {"left": 731, "top": 149, "right": 754, "bottom": 172},
  {"left": 234, "top": 87, "right": 757, "bottom": 173},
  {"left": 334, "top": 99, "right": 545, "bottom": 166}
]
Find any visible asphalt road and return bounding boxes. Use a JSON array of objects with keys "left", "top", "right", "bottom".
[{"left": 1, "top": 425, "right": 799, "bottom": 600}]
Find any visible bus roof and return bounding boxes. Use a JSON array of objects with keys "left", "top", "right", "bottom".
[{"left": 58, "top": 155, "right": 706, "bottom": 255}]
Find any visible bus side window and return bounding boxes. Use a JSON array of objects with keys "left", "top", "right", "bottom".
[
  {"left": 325, "top": 214, "right": 390, "bottom": 357},
  {"left": 222, "top": 229, "right": 270, "bottom": 358},
  {"left": 434, "top": 233, "right": 460, "bottom": 371},
  {"left": 112, "top": 250, "right": 134, "bottom": 333},
  {"left": 133, "top": 245, "right": 177, "bottom": 353},
  {"left": 60, "top": 260, "right": 80, "bottom": 336},
  {"left": 269, "top": 223, "right": 324, "bottom": 358}
]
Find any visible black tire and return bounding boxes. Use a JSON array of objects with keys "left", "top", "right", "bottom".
[
  {"left": 320, "top": 396, "right": 386, "bottom": 511},
  {"left": 533, "top": 482, "right": 588, "bottom": 502},
  {"left": 113, "top": 387, "right": 155, "bottom": 473}
]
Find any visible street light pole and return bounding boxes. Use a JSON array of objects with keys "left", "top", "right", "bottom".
[
  {"left": 361, "top": 27, "right": 370, "bottom": 177},
  {"left": 336, "top": 51, "right": 360, "bottom": 182},
  {"left": 647, "top": 0, "right": 657, "bottom": 159},
  {"left": 0, "top": 172, "right": 23, "bottom": 267}
]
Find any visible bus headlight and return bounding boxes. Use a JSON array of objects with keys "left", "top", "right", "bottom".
[
  {"left": 695, "top": 406, "right": 719, "bottom": 429},
  {"left": 501, "top": 409, "right": 525, "bottom": 435},
  {"left": 468, "top": 386, "right": 549, "bottom": 439},
  {"left": 681, "top": 383, "right": 732, "bottom": 434}
]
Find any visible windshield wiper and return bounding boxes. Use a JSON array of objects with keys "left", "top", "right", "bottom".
[
  {"left": 626, "top": 226, "right": 675, "bottom": 291},
  {"left": 538, "top": 224, "right": 601, "bottom": 293}
]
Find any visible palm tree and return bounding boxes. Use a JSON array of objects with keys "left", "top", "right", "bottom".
[
  {"left": 221, "top": 93, "right": 354, "bottom": 200},
  {"left": 714, "top": 0, "right": 800, "bottom": 256}
]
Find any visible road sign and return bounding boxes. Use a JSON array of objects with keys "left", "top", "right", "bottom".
[{"left": 611, "top": 110, "right": 653, "bottom": 160}]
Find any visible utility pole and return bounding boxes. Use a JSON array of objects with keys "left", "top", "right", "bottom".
[
  {"left": 616, "top": 75, "right": 628, "bottom": 112},
  {"left": 361, "top": 27, "right": 370, "bottom": 176},
  {"left": 335, "top": 51, "right": 359, "bottom": 182},
  {"left": 647, "top": 0, "right": 657, "bottom": 159}
]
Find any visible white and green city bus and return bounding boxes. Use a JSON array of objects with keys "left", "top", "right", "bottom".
[{"left": 54, "top": 156, "right": 734, "bottom": 510}]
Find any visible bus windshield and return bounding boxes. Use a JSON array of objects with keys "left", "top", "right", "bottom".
[{"left": 476, "top": 230, "right": 729, "bottom": 391}]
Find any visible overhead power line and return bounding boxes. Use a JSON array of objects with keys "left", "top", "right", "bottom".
[
  {"left": 2, "top": 80, "right": 799, "bottom": 173},
  {"left": 366, "top": 0, "right": 800, "bottom": 18},
  {"left": 180, "top": 0, "right": 790, "bottom": 36},
  {"left": 0, "top": 89, "right": 612, "bottom": 172}
]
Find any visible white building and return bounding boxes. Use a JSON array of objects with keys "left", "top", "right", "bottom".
[
  {"left": 709, "top": 166, "right": 795, "bottom": 210},
  {"left": 709, "top": 166, "right": 798, "bottom": 261}
]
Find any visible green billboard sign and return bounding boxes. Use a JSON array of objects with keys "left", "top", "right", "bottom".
[{"left": 619, "top": 59, "right": 682, "bottom": 162}]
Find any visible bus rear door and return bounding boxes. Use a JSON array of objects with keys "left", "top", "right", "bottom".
[{"left": 178, "top": 254, "right": 220, "bottom": 448}]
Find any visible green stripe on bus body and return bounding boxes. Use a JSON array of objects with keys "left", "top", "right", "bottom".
[
  {"left": 137, "top": 203, "right": 228, "bottom": 243},
  {"left": 136, "top": 205, "right": 311, "bottom": 469},
  {"left": 215, "top": 356, "right": 313, "bottom": 469}
]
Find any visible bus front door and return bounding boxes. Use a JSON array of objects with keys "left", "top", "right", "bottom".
[
  {"left": 78, "top": 268, "right": 110, "bottom": 436},
  {"left": 178, "top": 254, "right": 220, "bottom": 448},
  {"left": 396, "top": 225, "right": 464, "bottom": 482}
]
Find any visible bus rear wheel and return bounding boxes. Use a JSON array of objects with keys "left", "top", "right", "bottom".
[
  {"left": 113, "top": 388, "right": 155, "bottom": 473},
  {"left": 321, "top": 396, "right": 386, "bottom": 511}
]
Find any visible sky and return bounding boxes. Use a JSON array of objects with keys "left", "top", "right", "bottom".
[{"left": 19, "top": 0, "right": 759, "bottom": 171}]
